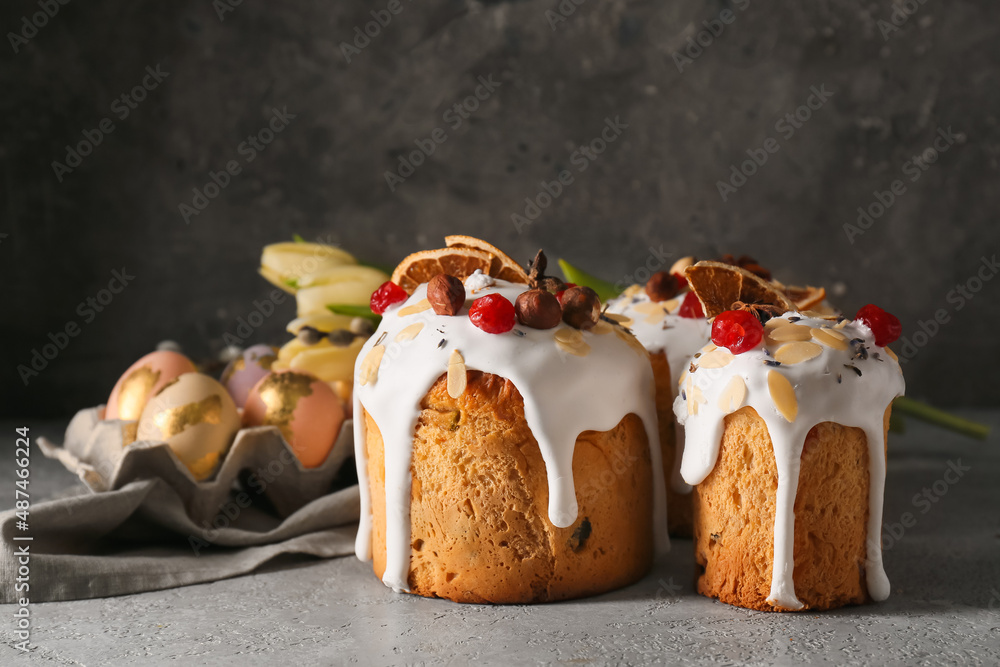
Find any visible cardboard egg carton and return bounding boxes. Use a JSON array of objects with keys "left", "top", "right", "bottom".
[{"left": 38, "top": 407, "right": 354, "bottom": 525}]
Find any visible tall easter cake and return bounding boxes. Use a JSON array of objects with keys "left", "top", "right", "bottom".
[{"left": 353, "top": 239, "right": 667, "bottom": 603}]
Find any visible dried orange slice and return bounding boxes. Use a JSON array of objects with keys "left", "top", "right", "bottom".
[
  {"left": 444, "top": 235, "right": 529, "bottom": 285},
  {"left": 684, "top": 260, "right": 793, "bottom": 318},
  {"left": 780, "top": 284, "right": 827, "bottom": 311},
  {"left": 390, "top": 247, "right": 494, "bottom": 294}
]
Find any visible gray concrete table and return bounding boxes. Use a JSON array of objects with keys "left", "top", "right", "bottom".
[{"left": 2, "top": 413, "right": 998, "bottom": 665}]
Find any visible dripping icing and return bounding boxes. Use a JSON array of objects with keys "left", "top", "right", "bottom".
[
  {"left": 354, "top": 278, "right": 668, "bottom": 592},
  {"left": 674, "top": 313, "right": 904, "bottom": 609}
]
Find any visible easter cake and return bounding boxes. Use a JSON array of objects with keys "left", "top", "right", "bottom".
[
  {"left": 353, "top": 239, "right": 668, "bottom": 603},
  {"left": 607, "top": 255, "right": 830, "bottom": 537},
  {"left": 674, "top": 261, "right": 904, "bottom": 611}
]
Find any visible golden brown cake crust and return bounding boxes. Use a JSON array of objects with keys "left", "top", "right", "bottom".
[
  {"left": 692, "top": 405, "right": 891, "bottom": 612},
  {"left": 649, "top": 351, "right": 693, "bottom": 537},
  {"left": 363, "top": 371, "right": 654, "bottom": 604}
]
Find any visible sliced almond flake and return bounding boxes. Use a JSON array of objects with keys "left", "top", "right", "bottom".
[
  {"left": 630, "top": 301, "right": 663, "bottom": 315},
  {"left": 774, "top": 341, "right": 823, "bottom": 365},
  {"left": 801, "top": 309, "right": 838, "bottom": 320},
  {"left": 394, "top": 322, "right": 425, "bottom": 342},
  {"left": 765, "top": 318, "right": 789, "bottom": 330},
  {"left": 556, "top": 337, "right": 591, "bottom": 357},
  {"left": 398, "top": 299, "right": 432, "bottom": 316},
  {"left": 766, "top": 324, "right": 812, "bottom": 343},
  {"left": 359, "top": 344, "right": 386, "bottom": 386},
  {"left": 689, "top": 385, "right": 706, "bottom": 416},
  {"left": 703, "top": 343, "right": 718, "bottom": 353},
  {"left": 663, "top": 297, "right": 681, "bottom": 312},
  {"left": 677, "top": 369, "right": 688, "bottom": 388},
  {"left": 644, "top": 308, "right": 668, "bottom": 325},
  {"left": 555, "top": 328, "right": 584, "bottom": 345},
  {"left": 604, "top": 312, "right": 633, "bottom": 326},
  {"left": 768, "top": 370, "right": 798, "bottom": 422},
  {"left": 622, "top": 284, "right": 643, "bottom": 298},
  {"left": 811, "top": 327, "right": 848, "bottom": 350},
  {"left": 698, "top": 348, "right": 734, "bottom": 369},
  {"left": 717, "top": 375, "right": 747, "bottom": 413},
  {"left": 447, "top": 349, "right": 467, "bottom": 398},
  {"left": 833, "top": 319, "right": 849, "bottom": 329},
  {"left": 592, "top": 320, "right": 614, "bottom": 335},
  {"left": 555, "top": 328, "right": 591, "bottom": 356},
  {"left": 885, "top": 346, "right": 899, "bottom": 362}
]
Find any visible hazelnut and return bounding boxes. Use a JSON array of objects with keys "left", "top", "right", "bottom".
[
  {"left": 427, "top": 274, "right": 466, "bottom": 316},
  {"left": 560, "top": 286, "right": 601, "bottom": 330},
  {"left": 537, "top": 275, "right": 567, "bottom": 294},
  {"left": 515, "top": 289, "right": 562, "bottom": 329},
  {"left": 645, "top": 271, "right": 680, "bottom": 302}
]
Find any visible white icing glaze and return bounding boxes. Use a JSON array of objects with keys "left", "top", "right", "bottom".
[
  {"left": 606, "top": 287, "right": 711, "bottom": 493},
  {"left": 673, "top": 313, "right": 904, "bottom": 609},
  {"left": 464, "top": 269, "right": 495, "bottom": 293},
  {"left": 354, "top": 279, "right": 668, "bottom": 593}
]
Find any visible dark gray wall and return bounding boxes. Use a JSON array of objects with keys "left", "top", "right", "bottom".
[{"left": 3, "top": 0, "right": 999, "bottom": 418}]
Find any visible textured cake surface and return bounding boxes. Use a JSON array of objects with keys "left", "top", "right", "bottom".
[
  {"left": 693, "top": 406, "right": 890, "bottom": 611},
  {"left": 364, "top": 370, "right": 654, "bottom": 604}
]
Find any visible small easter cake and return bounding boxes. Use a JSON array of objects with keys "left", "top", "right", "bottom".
[
  {"left": 605, "top": 257, "right": 711, "bottom": 537},
  {"left": 606, "top": 255, "right": 826, "bottom": 537},
  {"left": 674, "top": 261, "right": 904, "bottom": 612},
  {"left": 353, "top": 238, "right": 667, "bottom": 603}
]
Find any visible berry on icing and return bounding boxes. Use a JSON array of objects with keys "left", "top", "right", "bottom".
[
  {"left": 854, "top": 304, "right": 901, "bottom": 347},
  {"left": 370, "top": 281, "right": 407, "bottom": 314},
  {"left": 711, "top": 310, "right": 764, "bottom": 354},
  {"left": 468, "top": 294, "right": 516, "bottom": 334}
]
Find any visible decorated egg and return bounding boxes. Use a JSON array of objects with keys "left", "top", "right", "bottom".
[
  {"left": 242, "top": 371, "right": 345, "bottom": 469},
  {"left": 106, "top": 350, "right": 197, "bottom": 421},
  {"left": 137, "top": 373, "right": 240, "bottom": 481},
  {"left": 221, "top": 344, "right": 279, "bottom": 408}
]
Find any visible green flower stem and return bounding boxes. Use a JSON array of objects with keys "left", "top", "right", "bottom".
[
  {"left": 557, "top": 259, "right": 621, "bottom": 302},
  {"left": 328, "top": 304, "right": 382, "bottom": 324},
  {"left": 893, "top": 396, "right": 990, "bottom": 440}
]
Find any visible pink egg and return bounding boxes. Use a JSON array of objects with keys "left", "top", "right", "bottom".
[
  {"left": 242, "top": 371, "right": 345, "bottom": 469},
  {"left": 106, "top": 350, "right": 197, "bottom": 421},
  {"left": 221, "top": 344, "right": 278, "bottom": 408}
]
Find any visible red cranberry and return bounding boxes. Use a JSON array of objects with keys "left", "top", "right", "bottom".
[
  {"left": 677, "top": 291, "right": 705, "bottom": 319},
  {"left": 370, "top": 281, "right": 407, "bottom": 314},
  {"left": 468, "top": 294, "right": 516, "bottom": 334},
  {"left": 855, "top": 304, "right": 902, "bottom": 347},
  {"left": 711, "top": 310, "right": 764, "bottom": 354}
]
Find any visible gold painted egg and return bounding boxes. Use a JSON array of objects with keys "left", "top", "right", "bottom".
[
  {"left": 137, "top": 373, "right": 240, "bottom": 481},
  {"left": 106, "top": 350, "right": 197, "bottom": 421},
  {"left": 221, "top": 344, "right": 279, "bottom": 408},
  {"left": 242, "top": 371, "right": 345, "bottom": 469}
]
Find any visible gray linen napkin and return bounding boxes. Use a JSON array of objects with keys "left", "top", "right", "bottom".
[{"left": 0, "top": 408, "right": 361, "bottom": 602}]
